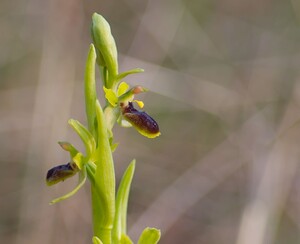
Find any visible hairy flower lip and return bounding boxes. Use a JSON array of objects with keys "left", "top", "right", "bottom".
[
  {"left": 46, "top": 162, "right": 79, "bottom": 186},
  {"left": 121, "top": 102, "right": 160, "bottom": 137}
]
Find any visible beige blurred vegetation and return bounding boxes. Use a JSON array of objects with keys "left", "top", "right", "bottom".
[{"left": 1, "top": 0, "right": 300, "bottom": 243}]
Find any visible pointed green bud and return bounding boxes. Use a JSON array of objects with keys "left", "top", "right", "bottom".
[{"left": 91, "top": 13, "right": 118, "bottom": 88}]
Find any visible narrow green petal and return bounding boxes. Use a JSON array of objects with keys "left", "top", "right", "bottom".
[
  {"left": 116, "top": 68, "right": 144, "bottom": 82},
  {"left": 85, "top": 44, "right": 97, "bottom": 138},
  {"left": 138, "top": 228, "right": 161, "bottom": 244},
  {"left": 58, "top": 141, "right": 79, "bottom": 158},
  {"left": 113, "top": 160, "right": 135, "bottom": 242},
  {"left": 50, "top": 166, "right": 87, "bottom": 205},
  {"left": 68, "top": 119, "right": 96, "bottom": 158}
]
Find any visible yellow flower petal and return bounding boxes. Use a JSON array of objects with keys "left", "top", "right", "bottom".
[
  {"left": 134, "top": 100, "right": 144, "bottom": 108},
  {"left": 103, "top": 87, "right": 118, "bottom": 107},
  {"left": 117, "top": 81, "right": 130, "bottom": 97}
]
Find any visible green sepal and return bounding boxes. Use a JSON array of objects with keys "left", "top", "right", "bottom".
[
  {"left": 138, "top": 228, "right": 161, "bottom": 244},
  {"left": 68, "top": 119, "right": 96, "bottom": 159},
  {"left": 92, "top": 236, "right": 103, "bottom": 244},
  {"left": 116, "top": 68, "right": 144, "bottom": 82},
  {"left": 112, "top": 160, "right": 135, "bottom": 243},
  {"left": 103, "top": 87, "right": 118, "bottom": 107},
  {"left": 49, "top": 165, "right": 87, "bottom": 205},
  {"left": 91, "top": 13, "right": 118, "bottom": 88},
  {"left": 85, "top": 44, "right": 97, "bottom": 138}
]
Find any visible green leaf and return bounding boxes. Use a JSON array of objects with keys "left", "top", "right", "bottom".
[
  {"left": 112, "top": 160, "right": 135, "bottom": 242},
  {"left": 138, "top": 228, "right": 161, "bottom": 244},
  {"left": 116, "top": 68, "right": 144, "bottom": 82},
  {"left": 68, "top": 119, "right": 96, "bottom": 158},
  {"left": 91, "top": 100, "right": 115, "bottom": 241},
  {"left": 103, "top": 87, "right": 118, "bottom": 107},
  {"left": 85, "top": 44, "right": 97, "bottom": 138},
  {"left": 92, "top": 236, "right": 103, "bottom": 244},
  {"left": 91, "top": 13, "right": 118, "bottom": 88},
  {"left": 50, "top": 165, "right": 87, "bottom": 205}
]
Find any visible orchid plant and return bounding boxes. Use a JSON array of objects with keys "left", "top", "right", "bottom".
[{"left": 46, "top": 13, "right": 161, "bottom": 244}]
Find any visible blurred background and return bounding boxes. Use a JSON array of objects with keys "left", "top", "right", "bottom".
[{"left": 1, "top": 0, "right": 300, "bottom": 243}]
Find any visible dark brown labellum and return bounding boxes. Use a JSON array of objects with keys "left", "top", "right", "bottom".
[
  {"left": 46, "top": 162, "right": 79, "bottom": 186},
  {"left": 122, "top": 102, "right": 160, "bottom": 138}
]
